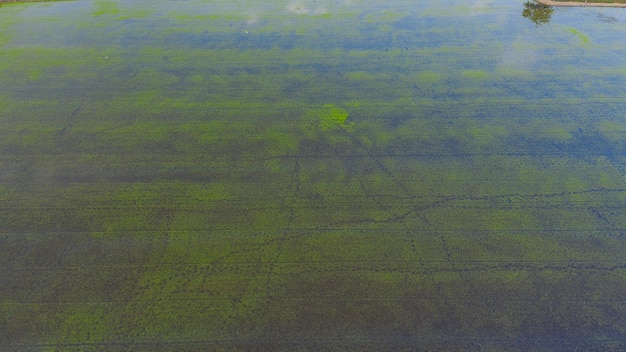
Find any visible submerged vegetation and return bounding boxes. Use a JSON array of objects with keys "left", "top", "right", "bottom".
[
  {"left": 2, "top": 0, "right": 626, "bottom": 350},
  {"left": 312, "top": 104, "right": 352, "bottom": 131}
]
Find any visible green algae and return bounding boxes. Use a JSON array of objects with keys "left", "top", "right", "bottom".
[
  {"left": 461, "top": 70, "right": 490, "bottom": 79},
  {"left": 567, "top": 27, "right": 591, "bottom": 44},
  {"left": 2, "top": 0, "right": 626, "bottom": 350},
  {"left": 92, "top": 1, "right": 120, "bottom": 16},
  {"left": 314, "top": 104, "right": 352, "bottom": 131}
]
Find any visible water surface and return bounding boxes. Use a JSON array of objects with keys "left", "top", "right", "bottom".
[{"left": 2, "top": 0, "right": 626, "bottom": 350}]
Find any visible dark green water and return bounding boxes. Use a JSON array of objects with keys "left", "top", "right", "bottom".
[{"left": 2, "top": 0, "right": 626, "bottom": 350}]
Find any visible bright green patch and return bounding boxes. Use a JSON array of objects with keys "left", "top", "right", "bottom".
[
  {"left": 567, "top": 27, "right": 590, "bottom": 44},
  {"left": 461, "top": 70, "right": 490, "bottom": 79},
  {"left": 93, "top": 1, "right": 121, "bottom": 16},
  {"left": 306, "top": 104, "right": 353, "bottom": 132}
]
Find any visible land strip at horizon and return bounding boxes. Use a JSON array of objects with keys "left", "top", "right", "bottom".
[{"left": 535, "top": 0, "right": 626, "bottom": 7}]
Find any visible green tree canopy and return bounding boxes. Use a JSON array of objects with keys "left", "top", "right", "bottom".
[{"left": 523, "top": 1, "right": 554, "bottom": 26}]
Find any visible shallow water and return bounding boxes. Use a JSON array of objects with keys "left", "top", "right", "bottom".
[{"left": 2, "top": 0, "right": 626, "bottom": 350}]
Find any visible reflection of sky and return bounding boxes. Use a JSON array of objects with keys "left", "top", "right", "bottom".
[
  {"left": 499, "top": 44, "right": 537, "bottom": 71},
  {"left": 286, "top": 1, "right": 328, "bottom": 15},
  {"left": 3, "top": 0, "right": 626, "bottom": 64}
]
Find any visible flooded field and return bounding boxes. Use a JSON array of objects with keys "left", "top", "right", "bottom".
[{"left": 2, "top": 0, "right": 626, "bottom": 350}]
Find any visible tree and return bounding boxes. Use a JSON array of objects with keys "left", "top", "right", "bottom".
[{"left": 522, "top": 1, "right": 554, "bottom": 26}]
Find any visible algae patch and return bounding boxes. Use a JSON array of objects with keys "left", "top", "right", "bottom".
[
  {"left": 567, "top": 28, "right": 590, "bottom": 44},
  {"left": 462, "top": 70, "right": 490, "bottom": 79},
  {"left": 316, "top": 104, "right": 352, "bottom": 131}
]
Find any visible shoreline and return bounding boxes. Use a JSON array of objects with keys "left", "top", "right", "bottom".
[
  {"left": 0, "top": 0, "right": 69, "bottom": 2},
  {"left": 535, "top": 0, "right": 626, "bottom": 7}
]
